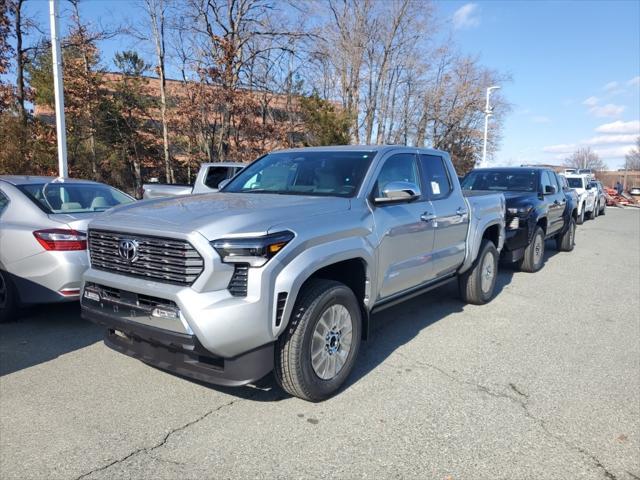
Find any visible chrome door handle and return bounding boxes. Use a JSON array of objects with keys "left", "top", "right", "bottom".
[
  {"left": 421, "top": 212, "right": 436, "bottom": 222},
  {"left": 456, "top": 207, "right": 466, "bottom": 216}
]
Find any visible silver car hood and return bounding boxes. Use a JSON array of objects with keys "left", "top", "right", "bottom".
[{"left": 89, "top": 193, "right": 351, "bottom": 239}]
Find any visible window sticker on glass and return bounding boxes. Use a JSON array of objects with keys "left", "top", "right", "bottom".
[{"left": 431, "top": 181, "right": 441, "bottom": 195}]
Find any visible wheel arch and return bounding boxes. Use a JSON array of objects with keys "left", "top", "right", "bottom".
[{"left": 273, "top": 240, "right": 374, "bottom": 340}]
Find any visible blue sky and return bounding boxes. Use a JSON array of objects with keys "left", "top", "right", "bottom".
[
  {"left": 440, "top": 0, "right": 640, "bottom": 169},
  {"left": 23, "top": 0, "right": 640, "bottom": 169}
]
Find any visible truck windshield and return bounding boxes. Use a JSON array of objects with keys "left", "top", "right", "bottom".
[
  {"left": 461, "top": 170, "right": 538, "bottom": 192},
  {"left": 566, "top": 178, "right": 584, "bottom": 188},
  {"left": 18, "top": 182, "right": 135, "bottom": 213},
  {"left": 222, "top": 151, "right": 375, "bottom": 197}
]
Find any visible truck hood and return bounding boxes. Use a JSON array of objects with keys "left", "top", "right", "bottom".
[
  {"left": 469, "top": 190, "right": 538, "bottom": 209},
  {"left": 89, "top": 193, "right": 351, "bottom": 239}
]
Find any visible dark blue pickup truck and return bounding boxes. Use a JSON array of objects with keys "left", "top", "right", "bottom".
[{"left": 462, "top": 167, "right": 578, "bottom": 272}]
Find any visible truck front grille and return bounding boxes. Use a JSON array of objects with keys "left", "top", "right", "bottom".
[{"left": 88, "top": 229, "right": 205, "bottom": 285}]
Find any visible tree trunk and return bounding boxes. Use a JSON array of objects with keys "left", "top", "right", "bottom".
[{"left": 149, "top": 1, "right": 173, "bottom": 183}]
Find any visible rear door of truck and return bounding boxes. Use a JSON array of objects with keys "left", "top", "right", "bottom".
[{"left": 418, "top": 153, "right": 469, "bottom": 278}]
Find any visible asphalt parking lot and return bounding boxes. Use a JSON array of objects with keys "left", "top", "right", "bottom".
[{"left": 1, "top": 207, "right": 639, "bottom": 480}]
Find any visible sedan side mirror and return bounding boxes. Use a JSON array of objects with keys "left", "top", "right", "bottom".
[
  {"left": 218, "top": 179, "right": 231, "bottom": 190},
  {"left": 544, "top": 185, "right": 556, "bottom": 195},
  {"left": 374, "top": 181, "right": 421, "bottom": 204}
]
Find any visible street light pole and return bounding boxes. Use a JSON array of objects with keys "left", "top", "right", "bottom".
[
  {"left": 49, "top": 0, "right": 68, "bottom": 178},
  {"left": 481, "top": 85, "right": 501, "bottom": 168}
]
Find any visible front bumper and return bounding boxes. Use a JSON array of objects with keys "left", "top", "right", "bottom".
[{"left": 82, "top": 305, "right": 274, "bottom": 387}]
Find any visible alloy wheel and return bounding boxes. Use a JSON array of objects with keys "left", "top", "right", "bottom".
[{"left": 310, "top": 304, "right": 353, "bottom": 380}]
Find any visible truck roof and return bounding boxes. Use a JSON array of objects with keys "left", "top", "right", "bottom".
[
  {"left": 200, "top": 162, "right": 244, "bottom": 168},
  {"left": 272, "top": 145, "right": 449, "bottom": 156}
]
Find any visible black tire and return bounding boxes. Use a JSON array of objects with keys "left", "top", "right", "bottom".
[
  {"left": 518, "top": 226, "right": 545, "bottom": 273},
  {"left": 459, "top": 239, "right": 498, "bottom": 305},
  {"left": 0, "top": 270, "right": 17, "bottom": 323},
  {"left": 275, "top": 279, "right": 362, "bottom": 402},
  {"left": 592, "top": 202, "right": 599, "bottom": 219},
  {"left": 600, "top": 202, "right": 606, "bottom": 215},
  {"left": 555, "top": 218, "right": 576, "bottom": 252},
  {"left": 577, "top": 206, "right": 585, "bottom": 225}
]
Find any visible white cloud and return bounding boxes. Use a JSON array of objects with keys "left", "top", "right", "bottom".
[
  {"left": 453, "top": 3, "right": 480, "bottom": 29},
  {"left": 595, "top": 120, "right": 640, "bottom": 134},
  {"left": 582, "top": 96, "right": 599, "bottom": 107},
  {"left": 585, "top": 134, "right": 638, "bottom": 145},
  {"left": 592, "top": 145, "right": 636, "bottom": 159},
  {"left": 589, "top": 103, "right": 625, "bottom": 118},
  {"left": 627, "top": 76, "right": 640, "bottom": 87},
  {"left": 531, "top": 115, "right": 551, "bottom": 124},
  {"left": 543, "top": 144, "right": 578, "bottom": 154},
  {"left": 603, "top": 81, "right": 619, "bottom": 92}
]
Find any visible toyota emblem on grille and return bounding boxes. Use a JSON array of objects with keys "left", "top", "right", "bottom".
[{"left": 118, "top": 239, "right": 139, "bottom": 263}]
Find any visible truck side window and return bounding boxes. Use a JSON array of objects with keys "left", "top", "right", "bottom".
[
  {"left": 553, "top": 172, "right": 563, "bottom": 191},
  {"left": 373, "top": 153, "right": 419, "bottom": 198},
  {"left": 541, "top": 171, "right": 554, "bottom": 194},
  {"left": 204, "top": 167, "right": 230, "bottom": 189},
  {"left": 419, "top": 155, "right": 452, "bottom": 199}
]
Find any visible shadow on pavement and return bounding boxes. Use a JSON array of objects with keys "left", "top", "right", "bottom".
[{"left": 0, "top": 302, "right": 102, "bottom": 376}]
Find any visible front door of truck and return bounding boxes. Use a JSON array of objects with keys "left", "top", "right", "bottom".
[
  {"left": 371, "top": 152, "right": 436, "bottom": 300},
  {"left": 420, "top": 154, "right": 470, "bottom": 277},
  {"left": 542, "top": 170, "right": 564, "bottom": 234}
]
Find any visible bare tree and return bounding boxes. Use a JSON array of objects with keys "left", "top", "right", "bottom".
[
  {"left": 564, "top": 147, "right": 607, "bottom": 171},
  {"left": 143, "top": 0, "right": 174, "bottom": 183},
  {"left": 625, "top": 137, "right": 640, "bottom": 171}
]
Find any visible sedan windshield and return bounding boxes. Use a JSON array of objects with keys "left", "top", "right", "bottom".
[
  {"left": 222, "top": 151, "right": 375, "bottom": 197},
  {"left": 461, "top": 170, "right": 538, "bottom": 192},
  {"left": 18, "top": 182, "right": 135, "bottom": 213}
]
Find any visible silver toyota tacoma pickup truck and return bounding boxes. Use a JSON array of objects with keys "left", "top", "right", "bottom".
[{"left": 81, "top": 146, "right": 505, "bottom": 401}]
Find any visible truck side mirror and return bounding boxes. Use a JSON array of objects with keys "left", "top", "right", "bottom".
[
  {"left": 374, "top": 181, "right": 421, "bottom": 204},
  {"left": 544, "top": 185, "right": 556, "bottom": 195}
]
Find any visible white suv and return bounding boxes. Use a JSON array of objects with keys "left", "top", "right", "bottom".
[{"left": 561, "top": 174, "right": 596, "bottom": 224}]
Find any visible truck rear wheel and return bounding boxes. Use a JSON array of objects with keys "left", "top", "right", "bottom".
[
  {"left": 275, "top": 279, "right": 361, "bottom": 402},
  {"left": 459, "top": 239, "right": 498, "bottom": 305},
  {"left": 518, "top": 226, "right": 545, "bottom": 273},
  {"left": 556, "top": 218, "right": 576, "bottom": 252}
]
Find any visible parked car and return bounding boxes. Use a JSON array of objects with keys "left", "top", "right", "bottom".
[
  {"left": 561, "top": 174, "right": 596, "bottom": 224},
  {"left": 81, "top": 146, "right": 505, "bottom": 401},
  {"left": 589, "top": 180, "right": 606, "bottom": 216},
  {"left": 142, "top": 162, "right": 244, "bottom": 199},
  {"left": 0, "top": 176, "right": 135, "bottom": 322},
  {"left": 461, "top": 167, "right": 577, "bottom": 273},
  {"left": 630, "top": 186, "right": 640, "bottom": 196}
]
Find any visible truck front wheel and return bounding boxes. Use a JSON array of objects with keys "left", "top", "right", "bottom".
[
  {"left": 577, "top": 206, "right": 585, "bottom": 225},
  {"left": 518, "top": 226, "right": 545, "bottom": 273},
  {"left": 275, "top": 279, "right": 362, "bottom": 402},
  {"left": 459, "top": 239, "right": 498, "bottom": 305}
]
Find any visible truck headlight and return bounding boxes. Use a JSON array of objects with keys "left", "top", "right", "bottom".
[{"left": 211, "top": 231, "right": 295, "bottom": 267}]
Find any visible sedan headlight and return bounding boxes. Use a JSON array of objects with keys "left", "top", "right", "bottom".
[{"left": 211, "top": 231, "right": 295, "bottom": 267}]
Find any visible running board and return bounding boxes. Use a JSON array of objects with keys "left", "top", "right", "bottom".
[{"left": 370, "top": 274, "right": 457, "bottom": 314}]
